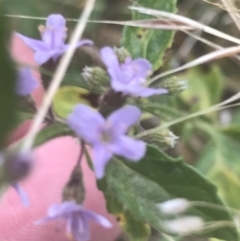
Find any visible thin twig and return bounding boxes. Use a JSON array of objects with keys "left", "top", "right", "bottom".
[{"left": 21, "top": 0, "right": 96, "bottom": 152}]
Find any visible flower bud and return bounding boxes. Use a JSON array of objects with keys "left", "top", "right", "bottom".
[
  {"left": 159, "top": 77, "right": 187, "bottom": 95},
  {"left": 114, "top": 47, "right": 131, "bottom": 63},
  {"left": 82, "top": 66, "right": 110, "bottom": 93},
  {"left": 140, "top": 129, "right": 178, "bottom": 149},
  {"left": 157, "top": 198, "right": 190, "bottom": 215},
  {"left": 62, "top": 165, "right": 85, "bottom": 204},
  {"left": 1, "top": 152, "right": 33, "bottom": 184},
  {"left": 162, "top": 216, "right": 204, "bottom": 235}
]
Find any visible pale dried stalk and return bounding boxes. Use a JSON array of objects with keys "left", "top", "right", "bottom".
[
  {"left": 221, "top": 0, "right": 240, "bottom": 31},
  {"left": 129, "top": 6, "right": 240, "bottom": 45},
  {"left": 5, "top": 14, "right": 194, "bottom": 31},
  {"left": 21, "top": 0, "right": 96, "bottom": 152},
  {"left": 149, "top": 45, "right": 240, "bottom": 84},
  {"left": 135, "top": 89, "right": 240, "bottom": 139}
]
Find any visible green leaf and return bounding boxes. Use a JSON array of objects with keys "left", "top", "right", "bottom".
[
  {"left": 137, "top": 102, "right": 182, "bottom": 121},
  {"left": 181, "top": 66, "right": 224, "bottom": 112},
  {"left": 13, "top": 102, "right": 36, "bottom": 128},
  {"left": 197, "top": 132, "right": 240, "bottom": 210},
  {"left": 0, "top": 7, "right": 17, "bottom": 149},
  {"left": 100, "top": 145, "right": 238, "bottom": 241},
  {"left": 53, "top": 86, "right": 96, "bottom": 118},
  {"left": 99, "top": 181, "right": 151, "bottom": 241},
  {"left": 62, "top": 72, "right": 103, "bottom": 94},
  {"left": 33, "top": 122, "right": 75, "bottom": 148},
  {"left": 122, "top": 0, "right": 177, "bottom": 71}
]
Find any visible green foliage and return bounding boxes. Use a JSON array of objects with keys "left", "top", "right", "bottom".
[
  {"left": 122, "top": 0, "right": 177, "bottom": 71},
  {"left": 100, "top": 145, "right": 238, "bottom": 241},
  {"left": 181, "top": 66, "right": 224, "bottom": 112},
  {"left": 197, "top": 130, "right": 240, "bottom": 210},
  {"left": 53, "top": 86, "right": 95, "bottom": 118},
  {"left": 33, "top": 122, "right": 75, "bottom": 148},
  {"left": 0, "top": 6, "right": 17, "bottom": 149}
]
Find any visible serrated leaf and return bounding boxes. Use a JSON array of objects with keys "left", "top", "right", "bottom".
[
  {"left": 122, "top": 0, "right": 177, "bottom": 71},
  {"left": 33, "top": 122, "right": 75, "bottom": 148},
  {"left": 100, "top": 145, "right": 238, "bottom": 241}
]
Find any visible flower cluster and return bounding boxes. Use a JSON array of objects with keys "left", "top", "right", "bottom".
[{"left": 10, "top": 13, "right": 183, "bottom": 241}]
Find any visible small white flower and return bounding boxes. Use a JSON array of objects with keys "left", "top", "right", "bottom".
[
  {"left": 163, "top": 216, "right": 204, "bottom": 235},
  {"left": 158, "top": 198, "right": 190, "bottom": 215}
]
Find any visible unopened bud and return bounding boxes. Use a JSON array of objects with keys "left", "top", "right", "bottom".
[
  {"left": 114, "top": 47, "right": 131, "bottom": 63},
  {"left": 82, "top": 66, "right": 110, "bottom": 93},
  {"left": 162, "top": 216, "right": 204, "bottom": 235},
  {"left": 140, "top": 129, "right": 179, "bottom": 149},
  {"left": 62, "top": 165, "right": 85, "bottom": 204},
  {"left": 159, "top": 77, "right": 187, "bottom": 95},
  {"left": 157, "top": 198, "right": 190, "bottom": 215},
  {"left": 1, "top": 152, "right": 33, "bottom": 183}
]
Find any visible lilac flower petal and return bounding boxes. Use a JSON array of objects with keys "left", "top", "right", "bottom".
[
  {"left": 17, "top": 33, "right": 47, "bottom": 52},
  {"left": 64, "top": 39, "right": 94, "bottom": 51},
  {"left": 34, "top": 50, "right": 56, "bottom": 65},
  {"left": 35, "top": 202, "right": 82, "bottom": 224},
  {"left": 133, "top": 58, "right": 152, "bottom": 78},
  {"left": 111, "top": 79, "right": 128, "bottom": 93},
  {"left": 111, "top": 136, "right": 146, "bottom": 161},
  {"left": 67, "top": 104, "right": 105, "bottom": 143},
  {"left": 100, "top": 46, "right": 123, "bottom": 82},
  {"left": 46, "top": 14, "right": 66, "bottom": 29},
  {"left": 42, "top": 14, "right": 67, "bottom": 49},
  {"left": 128, "top": 86, "right": 168, "bottom": 97},
  {"left": 55, "top": 201, "right": 83, "bottom": 216},
  {"left": 108, "top": 105, "right": 141, "bottom": 134},
  {"left": 16, "top": 67, "right": 39, "bottom": 96},
  {"left": 12, "top": 183, "right": 29, "bottom": 207},
  {"left": 93, "top": 144, "right": 112, "bottom": 179},
  {"left": 71, "top": 213, "right": 90, "bottom": 241},
  {"left": 84, "top": 210, "right": 112, "bottom": 228}
]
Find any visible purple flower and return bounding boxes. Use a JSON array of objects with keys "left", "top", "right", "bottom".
[
  {"left": 16, "top": 67, "right": 39, "bottom": 96},
  {"left": 17, "top": 14, "right": 93, "bottom": 65},
  {"left": 36, "top": 201, "right": 112, "bottom": 241},
  {"left": 12, "top": 183, "right": 29, "bottom": 207},
  {"left": 0, "top": 152, "right": 32, "bottom": 206},
  {"left": 67, "top": 104, "right": 146, "bottom": 179},
  {"left": 100, "top": 46, "right": 168, "bottom": 97}
]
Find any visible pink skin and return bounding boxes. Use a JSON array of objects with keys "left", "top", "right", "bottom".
[{"left": 0, "top": 35, "right": 121, "bottom": 241}]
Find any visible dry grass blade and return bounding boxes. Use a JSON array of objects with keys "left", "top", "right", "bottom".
[
  {"left": 149, "top": 45, "right": 240, "bottom": 84},
  {"left": 89, "top": 19, "right": 194, "bottom": 30},
  {"left": 221, "top": 0, "right": 240, "bottom": 31},
  {"left": 4, "top": 14, "right": 194, "bottom": 31},
  {"left": 129, "top": 6, "right": 240, "bottom": 45},
  {"left": 135, "top": 101, "right": 240, "bottom": 139}
]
